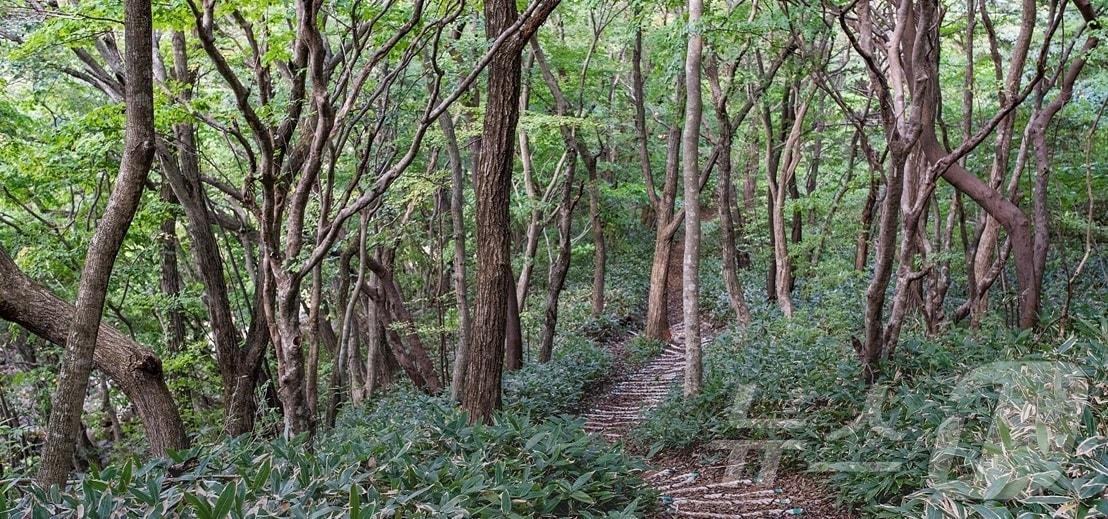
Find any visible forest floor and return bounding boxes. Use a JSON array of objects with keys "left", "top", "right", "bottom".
[{"left": 581, "top": 238, "right": 854, "bottom": 519}]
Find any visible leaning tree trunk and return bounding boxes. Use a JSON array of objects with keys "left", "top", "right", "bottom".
[
  {"left": 0, "top": 248, "right": 188, "bottom": 460},
  {"left": 366, "top": 258, "right": 444, "bottom": 393},
  {"left": 36, "top": 0, "right": 157, "bottom": 487}
]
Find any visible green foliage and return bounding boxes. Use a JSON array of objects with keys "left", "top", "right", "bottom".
[
  {"left": 504, "top": 336, "right": 612, "bottom": 418},
  {"left": 624, "top": 336, "right": 665, "bottom": 368},
  {"left": 11, "top": 390, "right": 654, "bottom": 517},
  {"left": 633, "top": 275, "right": 1108, "bottom": 517}
]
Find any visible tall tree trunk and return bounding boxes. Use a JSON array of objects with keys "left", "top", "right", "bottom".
[
  {"left": 1025, "top": 1, "right": 1098, "bottom": 328},
  {"left": 586, "top": 154, "right": 606, "bottom": 318},
  {"left": 462, "top": 0, "right": 529, "bottom": 422},
  {"left": 681, "top": 0, "right": 704, "bottom": 396},
  {"left": 158, "top": 31, "right": 260, "bottom": 438},
  {"left": 99, "top": 378, "right": 124, "bottom": 445},
  {"left": 967, "top": 0, "right": 1036, "bottom": 321},
  {"left": 644, "top": 70, "right": 685, "bottom": 340},
  {"left": 515, "top": 73, "right": 541, "bottom": 311},
  {"left": 37, "top": 0, "right": 157, "bottom": 486},
  {"left": 766, "top": 90, "right": 805, "bottom": 317},
  {"left": 704, "top": 56, "right": 751, "bottom": 325},
  {"left": 858, "top": 153, "right": 907, "bottom": 382},
  {"left": 438, "top": 109, "right": 472, "bottom": 401},
  {"left": 759, "top": 87, "right": 788, "bottom": 304}
]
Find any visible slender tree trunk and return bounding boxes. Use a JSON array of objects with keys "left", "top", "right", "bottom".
[
  {"left": 306, "top": 265, "right": 325, "bottom": 420},
  {"left": 365, "top": 259, "right": 444, "bottom": 393},
  {"left": 681, "top": 0, "right": 704, "bottom": 396},
  {"left": 704, "top": 56, "right": 751, "bottom": 324},
  {"left": 811, "top": 130, "right": 859, "bottom": 266},
  {"left": 37, "top": 0, "right": 157, "bottom": 485},
  {"left": 362, "top": 292, "right": 385, "bottom": 398},
  {"left": 339, "top": 212, "right": 370, "bottom": 406},
  {"left": 99, "top": 378, "right": 124, "bottom": 445},
  {"left": 767, "top": 92, "right": 806, "bottom": 317},
  {"left": 438, "top": 110, "right": 472, "bottom": 401},
  {"left": 504, "top": 273, "right": 523, "bottom": 371},
  {"left": 760, "top": 89, "right": 788, "bottom": 304},
  {"left": 854, "top": 175, "right": 879, "bottom": 271},
  {"left": 539, "top": 157, "right": 578, "bottom": 362},
  {"left": 515, "top": 74, "right": 541, "bottom": 311},
  {"left": 158, "top": 31, "right": 260, "bottom": 438},
  {"left": 504, "top": 67, "right": 529, "bottom": 371},
  {"left": 858, "top": 153, "right": 907, "bottom": 382},
  {"left": 158, "top": 184, "right": 187, "bottom": 354},
  {"left": 586, "top": 154, "right": 606, "bottom": 317}
]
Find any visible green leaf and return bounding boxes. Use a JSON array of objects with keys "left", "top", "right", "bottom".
[
  {"left": 184, "top": 492, "right": 213, "bottom": 519},
  {"left": 212, "top": 483, "right": 236, "bottom": 519},
  {"left": 349, "top": 483, "right": 361, "bottom": 517}
]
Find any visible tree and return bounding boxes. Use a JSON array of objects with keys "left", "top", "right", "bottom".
[
  {"left": 681, "top": 0, "right": 705, "bottom": 396},
  {"left": 0, "top": 248, "right": 187, "bottom": 457},
  {"left": 36, "top": 0, "right": 157, "bottom": 486},
  {"left": 461, "top": 0, "right": 560, "bottom": 423}
]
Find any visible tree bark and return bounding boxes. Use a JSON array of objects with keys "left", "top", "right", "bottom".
[
  {"left": 365, "top": 258, "right": 444, "bottom": 393},
  {"left": 504, "top": 273, "right": 523, "bottom": 371},
  {"left": 586, "top": 153, "right": 607, "bottom": 318},
  {"left": 36, "top": 0, "right": 157, "bottom": 487},
  {"left": 0, "top": 249, "right": 188, "bottom": 462},
  {"left": 438, "top": 109, "right": 473, "bottom": 401},
  {"left": 158, "top": 183, "right": 187, "bottom": 354},
  {"left": 539, "top": 156, "right": 578, "bottom": 362},
  {"left": 854, "top": 175, "right": 879, "bottom": 271},
  {"left": 157, "top": 31, "right": 261, "bottom": 438},
  {"left": 681, "top": 0, "right": 705, "bottom": 396},
  {"left": 704, "top": 55, "right": 751, "bottom": 325},
  {"left": 644, "top": 69, "right": 685, "bottom": 340},
  {"left": 461, "top": 0, "right": 535, "bottom": 422},
  {"left": 766, "top": 89, "right": 805, "bottom": 317}
]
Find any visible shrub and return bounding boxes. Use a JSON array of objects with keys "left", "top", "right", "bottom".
[
  {"left": 625, "top": 336, "right": 665, "bottom": 368},
  {"left": 10, "top": 390, "right": 654, "bottom": 518},
  {"left": 632, "top": 281, "right": 1108, "bottom": 517},
  {"left": 504, "top": 335, "right": 612, "bottom": 418}
]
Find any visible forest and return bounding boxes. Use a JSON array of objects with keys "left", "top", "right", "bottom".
[{"left": 0, "top": 0, "right": 1106, "bottom": 515}]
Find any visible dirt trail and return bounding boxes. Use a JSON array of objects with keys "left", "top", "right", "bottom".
[{"left": 582, "top": 237, "right": 851, "bottom": 518}]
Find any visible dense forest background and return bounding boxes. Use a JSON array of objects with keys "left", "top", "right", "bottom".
[{"left": 0, "top": 0, "right": 1107, "bottom": 515}]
